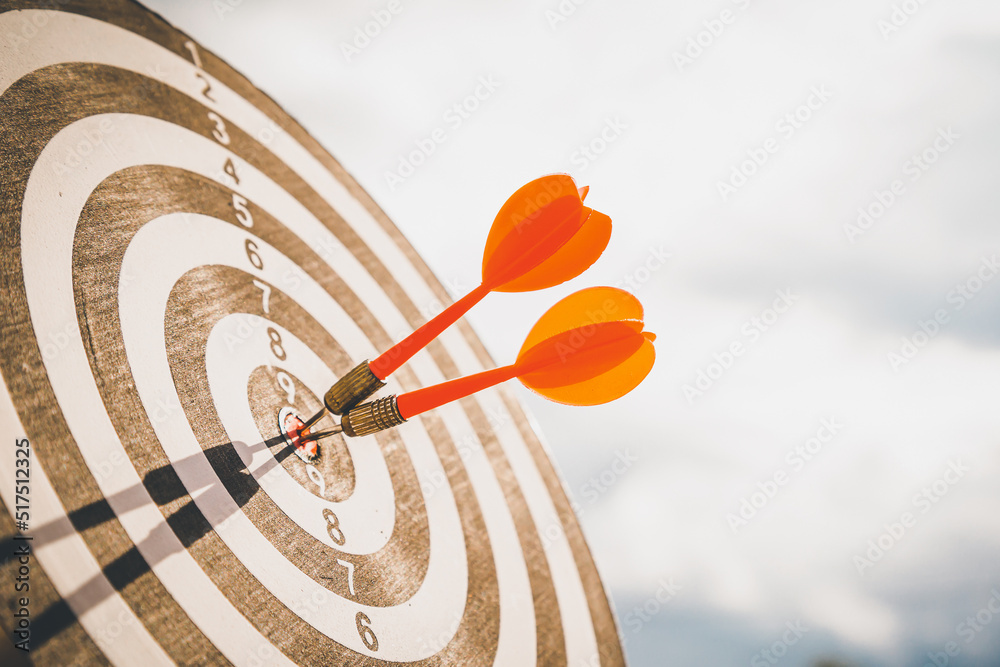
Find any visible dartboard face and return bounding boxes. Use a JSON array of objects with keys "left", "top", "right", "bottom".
[{"left": 0, "top": 1, "right": 623, "bottom": 665}]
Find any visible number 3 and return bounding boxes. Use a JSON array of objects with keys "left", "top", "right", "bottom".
[{"left": 207, "top": 111, "right": 230, "bottom": 145}]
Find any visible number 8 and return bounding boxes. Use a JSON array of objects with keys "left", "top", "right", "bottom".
[{"left": 322, "top": 508, "right": 345, "bottom": 546}]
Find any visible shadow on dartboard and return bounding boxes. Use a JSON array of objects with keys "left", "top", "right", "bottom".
[{"left": 0, "top": 435, "right": 294, "bottom": 649}]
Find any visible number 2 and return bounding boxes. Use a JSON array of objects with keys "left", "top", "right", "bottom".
[{"left": 195, "top": 71, "right": 216, "bottom": 102}]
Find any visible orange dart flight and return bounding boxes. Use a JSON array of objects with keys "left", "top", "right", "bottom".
[
  {"left": 370, "top": 174, "right": 612, "bottom": 379},
  {"left": 318, "top": 174, "right": 612, "bottom": 419},
  {"left": 331, "top": 287, "right": 655, "bottom": 438}
]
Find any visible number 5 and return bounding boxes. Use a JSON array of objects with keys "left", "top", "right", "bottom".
[{"left": 233, "top": 193, "right": 253, "bottom": 228}]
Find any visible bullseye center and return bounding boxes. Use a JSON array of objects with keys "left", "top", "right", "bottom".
[{"left": 278, "top": 406, "right": 319, "bottom": 462}]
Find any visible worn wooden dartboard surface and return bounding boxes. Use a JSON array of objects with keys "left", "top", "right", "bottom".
[{"left": 0, "top": 1, "right": 625, "bottom": 665}]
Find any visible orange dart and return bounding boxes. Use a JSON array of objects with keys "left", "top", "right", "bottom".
[
  {"left": 320, "top": 287, "right": 655, "bottom": 439},
  {"left": 316, "top": 174, "right": 612, "bottom": 420}
]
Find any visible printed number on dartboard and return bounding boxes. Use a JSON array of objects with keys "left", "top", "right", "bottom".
[{"left": 356, "top": 612, "right": 379, "bottom": 652}]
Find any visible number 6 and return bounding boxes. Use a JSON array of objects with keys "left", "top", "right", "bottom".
[{"left": 356, "top": 612, "right": 378, "bottom": 651}]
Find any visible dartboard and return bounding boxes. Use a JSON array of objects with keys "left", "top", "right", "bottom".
[{"left": 0, "top": 1, "right": 624, "bottom": 665}]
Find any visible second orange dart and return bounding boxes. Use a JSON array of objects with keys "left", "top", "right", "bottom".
[{"left": 307, "top": 287, "right": 655, "bottom": 440}]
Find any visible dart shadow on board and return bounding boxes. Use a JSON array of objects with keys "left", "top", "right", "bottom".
[{"left": 0, "top": 434, "right": 301, "bottom": 651}]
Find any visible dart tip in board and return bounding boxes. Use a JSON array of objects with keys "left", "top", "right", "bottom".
[{"left": 277, "top": 407, "right": 320, "bottom": 462}]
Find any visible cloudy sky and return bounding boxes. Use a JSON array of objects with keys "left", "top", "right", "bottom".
[{"left": 145, "top": 1, "right": 1000, "bottom": 664}]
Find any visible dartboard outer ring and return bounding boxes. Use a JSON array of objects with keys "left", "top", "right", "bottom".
[{"left": 0, "top": 1, "right": 626, "bottom": 665}]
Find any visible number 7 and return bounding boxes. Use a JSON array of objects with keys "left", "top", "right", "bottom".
[
  {"left": 252, "top": 279, "right": 271, "bottom": 314},
  {"left": 336, "top": 558, "right": 356, "bottom": 596}
]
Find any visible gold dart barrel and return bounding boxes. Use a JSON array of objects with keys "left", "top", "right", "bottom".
[
  {"left": 324, "top": 361, "right": 386, "bottom": 415},
  {"left": 341, "top": 395, "right": 406, "bottom": 437}
]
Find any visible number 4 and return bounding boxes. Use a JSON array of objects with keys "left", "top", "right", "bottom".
[{"left": 223, "top": 157, "right": 240, "bottom": 185}]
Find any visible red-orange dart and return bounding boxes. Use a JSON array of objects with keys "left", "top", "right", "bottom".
[
  {"left": 325, "top": 288, "right": 654, "bottom": 438},
  {"left": 367, "top": 174, "right": 612, "bottom": 380}
]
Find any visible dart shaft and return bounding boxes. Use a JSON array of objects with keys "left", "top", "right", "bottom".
[
  {"left": 396, "top": 364, "right": 518, "bottom": 419},
  {"left": 300, "top": 407, "right": 327, "bottom": 432},
  {"left": 369, "top": 283, "right": 491, "bottom": 380},
  {"left": 303, "top": 425, "right": 343, "bottom": 441}
]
